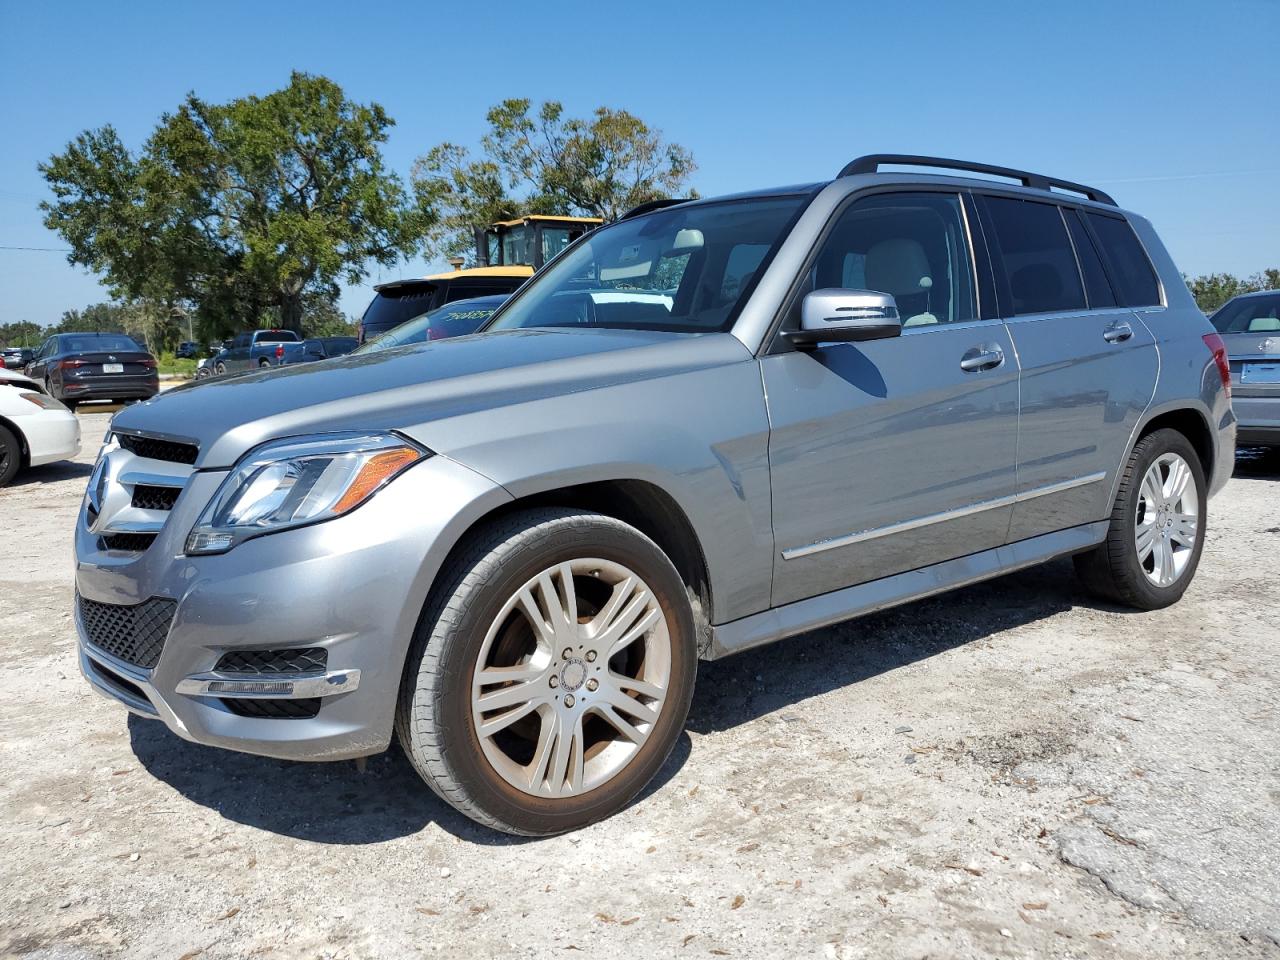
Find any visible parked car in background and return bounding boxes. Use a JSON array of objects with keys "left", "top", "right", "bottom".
[
  {"left": 1209, "top": 289, "right": 1280, "bottom": 447},
  {"left": 273, "top": 336, "right": 360, "bottom": 366},
  {"left": 356, "top": 272, "right": 527, "bottom": 345},
  {"left": 72, "top": 155, "right": 1233, "bottom": 836},
  {"left": 2, "top": 347, "right": 35, "bottom": 370},
  {"left": 354, "top": 296, "right": 507, "bottom": 354},
  {"left": 0, "top": 369, "right": 80, "bottom": 486},
  {"left": 174, "top": 341, "right": 199, "bottom": 359},
  {"left": 24, "top": 332, "right": 158, "bottom": 409},
  {"left": 213, "top": 330, "right": 301, "bottom": 374}
]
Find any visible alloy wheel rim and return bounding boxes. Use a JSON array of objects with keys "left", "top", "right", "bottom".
[
  {"left": 471, "top": 558, "right": 671, "bottom": 799},
  {"left": 1134, "top": 452, "right": 1198, "bottom": 587}
]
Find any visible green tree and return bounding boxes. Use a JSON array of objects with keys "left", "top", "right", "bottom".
[
  {"left": 413, "top": 99, "right": 696, "bottom": 260},
  {"left": 41, "top": 72, "right": 426, "bottom": 332},
  {"left": 0, "top": 321, "right": 43, "bottom": 348},
  {"left": 1185, "top": 269, "right": 1280, "bottom": 313}
]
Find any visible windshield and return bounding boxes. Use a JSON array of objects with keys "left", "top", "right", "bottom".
[
  {"left": 487, "top": 197, "right": 806, "bottom": 334},
  {"left": 62, "top": 334, "right": 143, "bottom": 353},
  {"left": 1210, "top": 294, "right": 1280, "bottom": 333},
  {"left": 355, "top": 296, "right": 507, "bottom": 353},
  {"left": 502, "top": 225, "right": 535, "bottom": 266}
]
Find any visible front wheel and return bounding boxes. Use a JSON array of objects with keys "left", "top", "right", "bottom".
[
  {"left": 0, "top": 424, "right": 20, "bottom": 487},
  {"left": 1074, "top": 428, "right": 1207, "bottom": 610},
  {"left": 396, "top": 508, "right": 697, "bottom": 836}
]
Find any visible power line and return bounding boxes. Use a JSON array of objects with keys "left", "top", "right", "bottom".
[{"left": 0, "top": 244, "right": 72, "bottom": 252}]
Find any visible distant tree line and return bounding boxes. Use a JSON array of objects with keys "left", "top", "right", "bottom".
[
  {"left": 1184, "top": 269, "right": 1280, "bottom": 314},
  {"left": 34, "top": 74, "right": 696, "bottom": 340}
]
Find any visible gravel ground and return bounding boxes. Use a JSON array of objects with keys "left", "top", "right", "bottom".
[{"left": 1, "top": 407, "right": 1278, "bottom": 960}]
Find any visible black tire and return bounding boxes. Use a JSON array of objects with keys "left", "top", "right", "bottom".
[
  {"left": 1074, "top": 428, "right": 1207, "bottom": 610},
  {"left": 0, "top": 423, "right": 22, "bottom": 487},
  {"left": 215, "top": 362, "right": 226, "bottom": 376},
  {"left": 395, "top": 508, "right": 697, "bottom": 836},
  {"left": 258, "top": 359, "right": 271, "bottom": 368}
]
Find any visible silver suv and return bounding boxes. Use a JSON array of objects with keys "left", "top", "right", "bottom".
[{"left": 75, "top": 155, "right": 1236, "bottom": 835}]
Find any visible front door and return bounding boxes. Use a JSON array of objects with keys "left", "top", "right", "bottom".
[{"left": 764, "top": 191, "right": 1020, "bottom": 607}]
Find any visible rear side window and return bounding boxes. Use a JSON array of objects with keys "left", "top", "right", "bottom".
[
  {"left": 1085, "top": 213, "right": 1162, "bottom": 307},
  {"left": 983, "top": 197, "right": 1085, "bottom": 316},
  {"left": 1064, "top": 210, "right": 1117, "bottom": 308}
]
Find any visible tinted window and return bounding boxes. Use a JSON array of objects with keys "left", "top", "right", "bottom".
[
  {"left": 61, "top": 334, "right": 143, "bottom": 353},
  {"left": 1209, "top": 294, "right": 1280, "bottom": 333},
  {"left": 1086, "top": 213, "right": 1161, "bottom": 307},
  {"left": 1065, "top": 209, "right": 1116, "bottom": 308},
  {"left": 984, "top": 197, "right": 1086, "bottom": 316},
  {"left": 355, "top": 296, "right": 507, "bottom": 353},
  {"left": 362, "top": 285, "right": 440, "bottom": 336},
  {"left": 806, "top": 192, "right": 977, "bottom": 326},
  {"left": 254, "top": 331, "right": 300, "bottom": 343}
]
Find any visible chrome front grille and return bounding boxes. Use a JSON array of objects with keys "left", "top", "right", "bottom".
[
  {"left": 77, "top": 593, "right": 177, "bottom": 669},
  {"left": 87, "top": 433, "right": 198, "bottom": 553}
]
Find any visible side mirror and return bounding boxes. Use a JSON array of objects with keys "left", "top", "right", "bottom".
[{"left": 786, "top": 289, "right": 902, "bottom": 348}]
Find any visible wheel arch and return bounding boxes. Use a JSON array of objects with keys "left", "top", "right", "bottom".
[
  {"left": 0, "top": 414, "right": 30, "bottom": 470},
  {"left": 429, "top": 476, "right": 715, "bottom": 656},
  {"left": 1134, "top": 404, "right": 1215, "bottom": 480}
]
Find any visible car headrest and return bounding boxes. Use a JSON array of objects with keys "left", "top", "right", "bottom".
[{"left": 864, "top": 238, "right": 933, "bottom": 299}]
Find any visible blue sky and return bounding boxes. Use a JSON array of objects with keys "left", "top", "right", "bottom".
[{"left": 1, "top": 0, "right": 1277, "bottom": 327}]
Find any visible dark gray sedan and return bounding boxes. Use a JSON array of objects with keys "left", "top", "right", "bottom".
[
  {"left": 24, "top": 333, "right": 158, "bottom": 409},
  {"left": 1210, "top": 290, "right": 1280, "bottom": 446}
]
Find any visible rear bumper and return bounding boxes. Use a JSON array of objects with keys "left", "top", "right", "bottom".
[
  {"left": 1233, "top": 395, "right": 1280, "bottom": 445},
  {"left": 63, "top": 375, "right": 159, "bottom": 401}
]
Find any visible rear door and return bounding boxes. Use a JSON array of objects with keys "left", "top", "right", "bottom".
[
  {"left": 975, "top": 195, "right": 1159, "bottom": 541},
  {"left": 763, "top": 190, "right": 1020, "bottom": 606}
]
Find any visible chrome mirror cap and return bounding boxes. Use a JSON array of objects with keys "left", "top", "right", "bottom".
[{"left": 788, "top": 288, "right": 903, "bottom": 347}]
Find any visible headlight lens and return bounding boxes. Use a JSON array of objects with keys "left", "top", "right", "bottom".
[
  {"left": 186, "top": 433, "right": 427, "bottom": 555},
  {"left": 20, "top": 391, "right": 69, "bottom": 412}
]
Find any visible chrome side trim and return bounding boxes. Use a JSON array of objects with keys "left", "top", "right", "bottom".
[
  {"left": 712, "top": 521, "right": 1108, "bottom": 658},
  {"left": 175, "top": 668, "right": 361, "bottom": 699},
  {"left": 781, "top": 494, "right": 1015, "bottom": 560},
  {"left": 781, "top": 472, "right": 1106, "bottom": 561}
]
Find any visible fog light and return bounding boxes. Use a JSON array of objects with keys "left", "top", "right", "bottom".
[{"left": 206, "top": 680, "right": 294, "bottom": 695}]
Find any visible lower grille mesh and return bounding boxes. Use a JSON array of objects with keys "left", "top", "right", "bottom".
[
  {"left": 215, "top": 648, "right": 328, "bottom": 675},
  {"left": 77, "top": 594, "right": 177, "bottom": 669}
]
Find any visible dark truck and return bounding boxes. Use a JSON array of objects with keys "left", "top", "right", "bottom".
[{"left": 214, "top": 330, "right": 302, "bottom": 374}]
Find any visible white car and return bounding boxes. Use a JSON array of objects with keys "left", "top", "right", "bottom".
[{"left": 0, "top": 370, "right": 81, "bottom": 486}]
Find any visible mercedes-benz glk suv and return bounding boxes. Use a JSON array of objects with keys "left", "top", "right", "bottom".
[{"left": 75, "top": 155, "right": 1235, "bottom": 836}]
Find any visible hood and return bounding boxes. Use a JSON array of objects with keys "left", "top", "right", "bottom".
[{"left": 111, "top": 328, "right": 751, "bottom": 468}]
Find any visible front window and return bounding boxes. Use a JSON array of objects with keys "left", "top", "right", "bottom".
[
  {"left": 540, "top": 226, "right": 575, "bottom": 264},
  {"left": 488, "top": 197, "right": 807, "bottom": 334},
  {"left": 501, "top": 225, "right": 535, "bottom": 267}
]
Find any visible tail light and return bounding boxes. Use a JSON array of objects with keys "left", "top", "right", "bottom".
[
  {"left": 59, "top": 359, "right": 86, "bottom": 370},
  {"left": 275, "top": 344, "right": 284, "bottom": 359},
  {"left": 427, "top": 326, "right": 446, "bottom": 340},
  {"left": 1202, "top": 333, "right": 1231, "bottom": 399},
  {"left": 140, "top": 358, "right": 158, "bottom": 369},
  {"left": 356, "top": 323, "right": 364, "bottom": 344}
]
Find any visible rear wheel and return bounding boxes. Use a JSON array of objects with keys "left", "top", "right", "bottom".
[
  {"left": 258, "top": 358, "right": 271, "bottom": 368},
  {"left": 1074, "top": 428, "right": 1206, "bottom": 609},
  {"left": 215, "top": 362, "right": 226, "bottom": 376},
  {"left": 396, "top": 508, "right": 697, "bottom": 836},
  {"left": 0, "top": 424, "right": 21, "bottom": 487}
]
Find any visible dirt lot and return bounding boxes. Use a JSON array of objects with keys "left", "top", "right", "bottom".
[{"left": 1, "top": 407, "right": 1277, "bottom": 960}]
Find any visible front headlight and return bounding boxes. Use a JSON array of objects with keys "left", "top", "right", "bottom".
[{"left": 186, "top": 433, "right": 427, "bottom": 555}]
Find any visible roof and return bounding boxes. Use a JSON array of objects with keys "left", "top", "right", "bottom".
[
  {"left": 424, "top": 265, "right": 533, "bottom": 280},
  {"left": 490, "top": 215, "right": 604, "bottom": 228}
]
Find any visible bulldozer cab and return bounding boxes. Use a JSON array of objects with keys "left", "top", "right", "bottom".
[{"left": 476, "top": 215, "right": 603, "bottom": 272}]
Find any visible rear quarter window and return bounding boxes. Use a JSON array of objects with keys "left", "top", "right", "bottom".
[{"left": 1085, "top": 213, "right": 1162, "bottom": 307}]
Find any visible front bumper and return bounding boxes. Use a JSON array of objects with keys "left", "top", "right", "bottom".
[{"left": 75, "top": 453, "right": 511, "bottom": 761}]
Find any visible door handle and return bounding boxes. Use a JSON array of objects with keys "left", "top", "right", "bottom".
[
  {"left": 960, "top": 344, "right": 1005, "bottom": 373},
  {"left": 1103, "top": 322, "right": 1134, "bottom": 344}
]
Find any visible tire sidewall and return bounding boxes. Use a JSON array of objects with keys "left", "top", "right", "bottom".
[
  {"left": 1115, "top": 430, "right": 1208, "bottom": 607},
  {"left": 0, "top": 424, "right": 20, "bottom": 486},
  {"left": 407, "top": 512, "right": 697, "bottom": 835}
]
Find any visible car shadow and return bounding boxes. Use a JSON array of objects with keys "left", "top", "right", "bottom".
[
  {"left": 129, "top": 558, "right": 1085, "bottom": 845},
  {"left": 11, "top": 460, "right": 93, "bottom": 486},
  {"left": 1234, "top": 445, "right": 1280, "bottom": 479},
  {"left": 127, "top": 713, "right": 691, "bottom": 847}
]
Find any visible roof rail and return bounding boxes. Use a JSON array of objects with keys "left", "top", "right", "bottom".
[
  {"left": 837, "top": 154, "right": 1116, "bottom": 206},
  {"left": 619, "top": 198, "right": 692, "bottom": 221}
]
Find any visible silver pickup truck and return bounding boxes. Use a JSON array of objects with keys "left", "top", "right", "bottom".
[{"left": 74, "top": 155, "right": 1234, "bottom": 836}]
